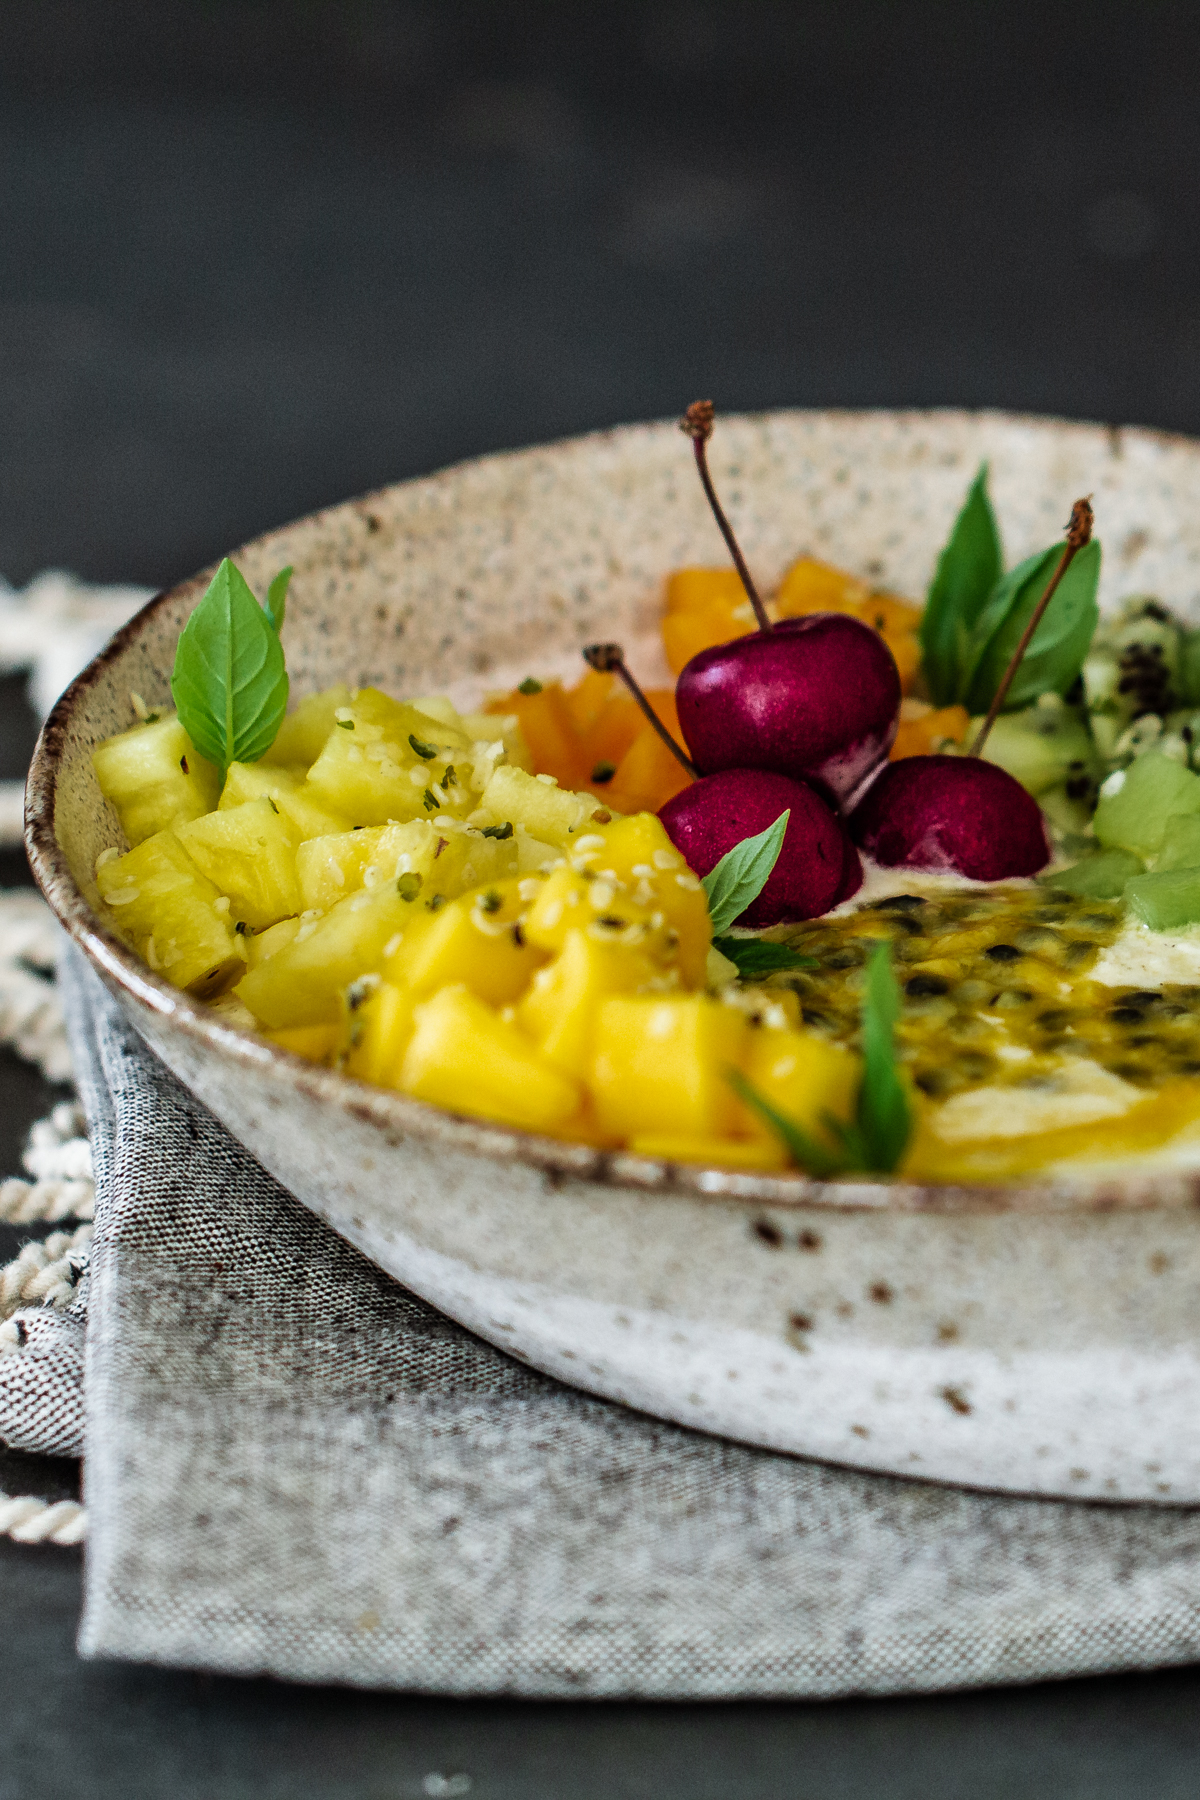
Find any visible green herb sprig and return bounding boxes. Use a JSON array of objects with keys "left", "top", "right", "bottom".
[
  {"left": 170, "top": 558, "right": 289, "bottom": 778},
  {"left": 701, "top": 811, "right": 790, "bottom": 934},
  {"left": 920, "top": 464, "right": 1002, "bottom": 707},
  {"left": 712, "top": 938, "right": 817, "bottom": 980},
  {"left": 731, "top": 941, "right": 912, "bottom": 1177}
]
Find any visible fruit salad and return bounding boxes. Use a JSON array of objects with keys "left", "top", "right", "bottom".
[{"left": 87, "top": 411, "right": 1200, "bottom": 1182}]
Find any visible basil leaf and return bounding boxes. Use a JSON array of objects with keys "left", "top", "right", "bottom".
[
  {"left": 961, "top": 537, "right": 1101, "bottom": 715},
  {"left": 920, "top": 464, "right": 1002, "bottom": 706},
  {"left": 170, "top": 557, "right": 289, "bottom": 777},
  {"left": 726, "top": 1070, "right": 846, "bottom": 1179},
  {"left": 266, "top": 564, "right": 292, "bottom": 635},
  {"left": 713, "top": 936, "right": 818, "bottom": 979},
  {"left": 702, "top": 811, "right": 789, "bottom": 934},
  {"left": 855, "top": 941, "right": 912, "bottom": 1173}
]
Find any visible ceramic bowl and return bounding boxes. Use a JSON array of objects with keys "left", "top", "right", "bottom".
[{"left": 28, "top": 409, "right": 1200, "bottom": 1503}]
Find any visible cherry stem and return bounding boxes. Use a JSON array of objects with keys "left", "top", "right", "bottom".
[
  {"left": 680, "top": 400, "right": 773, "bottom": 633},
  {"left": 581, "top": 644, "right": 699, "bottom": 778},
  {"left": 968, "top": 496, "right": 1094, "bottom": 760}
]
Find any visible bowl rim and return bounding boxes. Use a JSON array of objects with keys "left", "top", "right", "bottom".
[{"left": 26, "top": 405, "right": 1200, "bottom": 1218}]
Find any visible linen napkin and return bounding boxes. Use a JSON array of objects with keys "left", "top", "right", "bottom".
[{"left": 24, "top": 944, "right": 1200, "bottom": 1695}]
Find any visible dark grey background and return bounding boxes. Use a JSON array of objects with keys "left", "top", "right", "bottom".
[{"left": 5, "top": 2, "right": 1200, "bottom": 1791}]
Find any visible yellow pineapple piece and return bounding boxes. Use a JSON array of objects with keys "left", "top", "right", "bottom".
[
  {"left": 734, "top": 1028, "right": 860, "bottom": 1150},
  {"left": 474, "top": 764, "right": 598, "bottom": 846},
  {"left": 267, "top": 1023, "right": 344, "bottom": 1064},
  {"left": 400, "top": 985, "right": 581, "bottom": 1132},
  {"left": 296, "top": 819, "right": 517, "bottom": 914},
  {"left": 304, "top": 688, "right": 475, "bottom": 827},
  {"left": 345, "top": 981, "right": 416, "bottom": 1087},
  {"left": 219, "top": 761, "right": 350, "bottom": 841},
  {"left": 235, "top": 881, "right": 416, "bottom": 1028},
  {"left": 384, "top": 878, "right": 547, "bottom": 1005},
  {"left": 627, "top": 1133, "right": 790, "bottom": 1171},
  {"left": 245, "top": 915, "right": 301, "bottom": 969},
  {"left": 590, "top": 994, "right": 749, "bottom": 1139},
  {"left": 96, "top": 830, "right": 242, "bottom": 998},
  {"left": 517, "top": 928, "right": 660, "bottom": 1078},
  {"left": 176, "top": 797, "right": 302, "bottom": 930},
  {"left": 92, "top": 714, "right": 220, "bottom": 847},
  {"left": 261, "top": 685, "right": 353, "bottom": 767},
  {"left": 572, "top": 812, "right": 711, "bottom": 986},
  {"left": 456, "top": 709, "right": 534, "bottom": 772}
]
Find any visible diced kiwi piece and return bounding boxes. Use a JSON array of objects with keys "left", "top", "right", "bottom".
[
  {"left": 1155, "top": 811, "right": 1200, "bottom": 873},
  {"left": 1125, "top": 869, "right": 1200, "bottom": 932},
  {"left": 971, "top": 701, "right": 1099, "bottom": 798},
  {"left": 1041, "top": 847, "right": 1144, "bottom": 900},
  {"left": 1093, "top": 753, "right": 1200, "bottom": 858}
]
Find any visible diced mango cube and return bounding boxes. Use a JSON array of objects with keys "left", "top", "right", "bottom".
[
  {"left": 664, "top": 567, "right": 747, "bottom": 614},
  {"left": 96, "top": 829, "right": 242, "bottom": 998},
  {"left": 575, "top": 813, "right": 711, "bottom": 985},
  {"left": 344, "top": 980, "right": 416, "bottom": 1087},
  {"left": 735, "top": 1027, "right": 860, "bottom": 1149},
  {"left": 261, "top": 685, "right": 353, "bottom": 767},
  {"left": 267, "top": 1023, "right": 345, "bottom": 1064},
  {"left": 235, "top": 881, "right": 416, "bottom": 1028},
  {"left": 590, "top": 994, "right": 749, "bottom": 1138},
  {"left": 400, "top": 985, "right": 581, "bottom": 1132},
  {"left": 522, "top": 864, "right": 677, "bottom": 972},
  {"left": 518, "top": 927, "right": 659, "bottom": 1077},
  {"left": 92, "top": 714, "right": 220, "bottom": 847},
  {"left": 176, "top": 796, "right": 302, "bottom": 930},
  {"left": 384, "top": 879, "right": 547, "bottom": 1005},
  {"left": 627, "top": 1133, "right": 790, "bottom": 1171}
]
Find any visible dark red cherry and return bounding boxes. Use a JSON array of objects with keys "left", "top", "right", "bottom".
[
  {"left": 659, "top": 768, "right": 861, "bottom": 927},
  {"left": 674, "top": 613, "right": 901, "bottom": 808},
  {"left": 849, "top": 756, "right": 1051, "bottom": 880}
]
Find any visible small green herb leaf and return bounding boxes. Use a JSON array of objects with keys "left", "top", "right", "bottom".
[
  {"left": 920, "top": 465, "right": 1003, "bottom": 706},
  {"left": 855, "top": 941, "right": 912, "bottom": 1172},
  {"left": 265, "top": 564, "right": 292, "bottom": 635},
  {"left": 702, "top": 811, "right": 790, "bottom": 934},
  {"left": 727, "top": 1070, "right": 846, "bottom": 1179},
  {"left": 713, "top": 936, "right": 818, "bottom": 979},
  {"left": 170, "top": 557, "right": 289, "bottom": 777},
  {"left": 396, "top": 873, "right": 423, "bottom": 901},
  {"left": 518, "top": 677, "right": 543, "bottom": 695},
  {"left": 961, "top": 537, "right": 1101, "bottom": 714},
  {"left": 409, "top": 733, "right": 439, "bottom": 760},
  {"left": 481, "top": 821, "right": 514, "bottom": 839},
  {"left": 591, "top": 760, "right": 617, "bottom": 783},
  {"left": 422, "top": 788, "right": 439, "bottom": 812}
]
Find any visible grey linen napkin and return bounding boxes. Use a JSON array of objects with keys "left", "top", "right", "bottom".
[{"left": 46, "top": 944, "right": 1200, "bottom": 1696}]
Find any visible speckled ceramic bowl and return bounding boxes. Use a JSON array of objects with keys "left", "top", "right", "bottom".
[{"left": 28, "top": 410, "right": 1200, "bottom": 1503}]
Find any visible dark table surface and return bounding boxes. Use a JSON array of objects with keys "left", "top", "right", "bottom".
[{"left": 6, "top": 4, "right": 1200, "bottom": 1792}]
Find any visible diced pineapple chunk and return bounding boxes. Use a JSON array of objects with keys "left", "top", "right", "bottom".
[
  {"left": 734, "top": 1028, "right": 860, "bottom": 1149},
  {"left": 384, "top": 878, "right": 547, "bottom": 1004},
  {"left": 296, "top": 819, "right": 516, "bottom": 914},
  {"left": 400, "top": 985, "right": 581, "bottom": 1132},
  {"left": 219, "top": 761, "right": 350, "bottom": 841},
  {"left": 261, "top": 685, "right": 353, "bottom": 767},
  {"left": 345, "top": 981, "right": 416, "bottom": 1087},
  {"left": 590, "top": 994, "right": 748, "bottom": 1138},
  {"left": 96, "top": 829, "right": 242, "bottom": 998},
  {"left": 304, "top": 688, "right": 475, "bottom": 827},
  {"left": 177, "top": 797, "right": 302, "bottom": 930},
  {"left": 456, "top": 710, "right": 533, "bottom": 772},
  {"left": 235, "top": 881, "right": 416, "bottom": 1028},
  {"left": 244, "top": 915, "right": 301, "bottom": 969},
  {"left": 517, "top": 928, "right": 660, "bottom": 1078},
  {"left": 475, "top": 764, "right": 597, "bottom": 846},
  {"left": 92, "top": 714, "right": 220, "bottom": 847}
]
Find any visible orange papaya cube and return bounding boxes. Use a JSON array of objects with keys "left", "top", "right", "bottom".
[
  {"left": 890, "top": 702, "right": 970, "bottom": 762},
  {"left": 662, "top": 601, "right": 748, "bottom": 675},
  {"left": 604, "top": 723, "right": 693, "bottom": 815},
  {"left": 665, "top": 567, "right": 746, "bottom": 614},
  {"left": 486, "top": 680, "right": 584, "bottom": 787},
  {"left": 776, "top": 557, "right": 871, "bottom": 617},
  {"left": 564, "top": 667, "right": 616, "bottom": 733}
]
